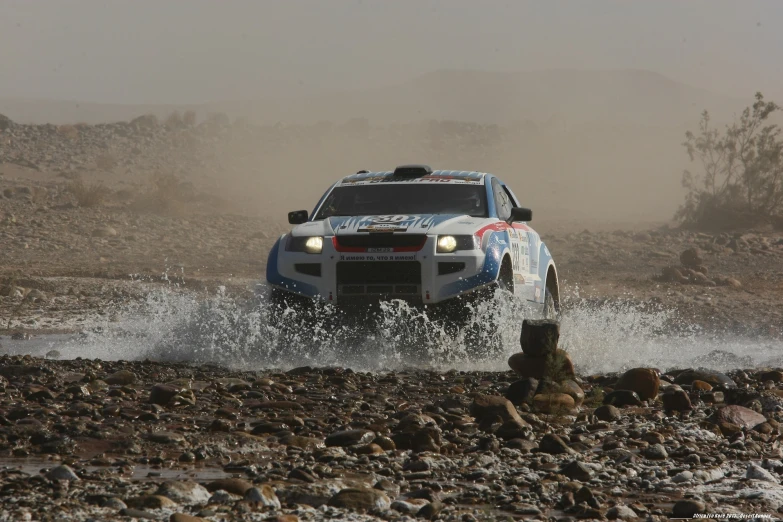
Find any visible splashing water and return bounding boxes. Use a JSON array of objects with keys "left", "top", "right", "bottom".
[{"left": 7, "top": 283, "right": 783, "bottom": 374}]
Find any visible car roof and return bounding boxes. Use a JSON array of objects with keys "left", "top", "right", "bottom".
[{"left": 339, "top": 169, "right": 489, "bottom": 186}]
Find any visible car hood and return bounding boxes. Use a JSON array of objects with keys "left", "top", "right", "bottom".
[
  {"left": 329, "top": 214, "right": 467, "bottom": 235},
  {"left": 289, "top": 214, "right": 493, "bottom": 237}
]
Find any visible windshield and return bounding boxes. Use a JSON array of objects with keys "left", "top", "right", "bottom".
[{"left": 315, "top": 183, "right": 488, "bottom": 219}]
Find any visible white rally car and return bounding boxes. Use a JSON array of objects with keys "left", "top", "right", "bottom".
[{"left": 266, "top": 165, "right": 559, "bottom": 319}]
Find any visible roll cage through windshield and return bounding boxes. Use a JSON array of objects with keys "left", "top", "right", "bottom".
[{"left": 314, "top": 183, "right": 489, "bottom": 219}]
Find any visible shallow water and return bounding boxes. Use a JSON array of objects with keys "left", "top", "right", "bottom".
[{"left": 3, "top": 283, "right": 782, "bottom": 374}]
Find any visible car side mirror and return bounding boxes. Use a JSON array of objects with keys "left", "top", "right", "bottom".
[
  {"left": 509, "top": 207, "right": 532, "bottom": 223},
  {"left": 288, "top": 210, "right": 309, "bottom": 225}
]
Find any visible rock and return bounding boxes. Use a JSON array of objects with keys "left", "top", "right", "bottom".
[
  {"left": 672, "top": 471, "right": 694, "bottom": 483},
  {"left": 325, "top": 429, "right": 375, "bottom": 447},
  {"left": 519, "top": 319, "right": 560, "bottom": 357},
  {"left": 594, "top": 404, "right": 621, "bottom": 422},
  {"left": 615, "top": 368, "right": 660, "bottom": 400},
  {"left": 149, "top": 383, "right": 180, "bottom": 405},
  {"left": 127, "top": 495, "right": 178, "bottom": 510},
  {"left": 170, "top": 514, "right": 208, "bottom": 522},
  {"left": 538, "top": 433, "right": 575, "bottom": 454},
  {"left": 119, "top": 508, "right": 158, "bottom": 520},
  {"left": 470, "top": 394, "right": 529, "bottom": 427},
  {"left": 208, "top": 490, "right": 237, "bottom": 504},
  {"left": 156, "top": 481, "right": 211, "bottom": 504},
  {"left": 680, "top": 247, "right": 703, "bottom": 267},
  {"left": 206, "top": 478, "right": 253, "bottom": 496},
  {"left": 603, "top": 390, "right": 642, "bottom": 407},
  {"left": 327, "top": 487, "right": 391, "bottom": 512},
  {"left": 45, "top": 350, "right": 60, "bottom": 359},
  {"left": 760, "top": 370, "right": 783, "bottom": 383},
  {"left": 746, "top": 463, "right": 778, "bottom": 482},
  {"left": 559, "top": 460, "right": 593, "bottom": 481},
  {"left": 417, "top": 499, "right": 443, "bottom": 520},
  {"left": 532, "top": 393, "right": 576, "bottom": 413},
  {"left": 508, "top": 349, "right": 575, "bottom": 380},
  {"left": 505, "top": 377, "right": 539, "bottom": 405},
  {"left": 92, "top": 226, "right": 118, "bottom": 238},
  {"left": 672, "top": 500, "right": 705, "bottom": 519},
  {"left": 103, "top": 498, "right": 127, "bottom": 510},
  {"left": 245, "top": 485, "right": 281, "bottom": 509},
  {"left": 674, "top": 369, "right": 736, "bottom": 388},
  {"left": 105, "top": 370, "right": 137, "bottom": 385},
  {"left": 662, "top": 387, "right": 693, "bottom": 411},
  {"left": 148, "top": 431, "right": 185, "bottom": 444},
  {"left": 46, "top": 464, "right": 79, "bottom": 481},
  {"left": 692, "top": 380, "right": 712, "bottom": 391},
  {"left": 278, "top": 435, "right": 324, "bottom": 449},
  {"left": 560, "top": 380, "right": 585, "bottom": 406},
  {"left": 713, "top": 405, "right": 767, "bottom": 429},
  {"left": 607, "top": 504, "right": 639, "bottom": 520},
  {"left": 644, "top": 444, "right": 668, "bottom": 460}
]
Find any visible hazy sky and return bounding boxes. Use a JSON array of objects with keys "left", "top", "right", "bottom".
[{"left": 1, "top": 0, "right": 781, "bottom": 104}]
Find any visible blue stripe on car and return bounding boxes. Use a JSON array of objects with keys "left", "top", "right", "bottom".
[
  {"left": 437, "top": 231, "right": 505, "bottom": 299},
  {"left": 265, "top": 238, "right": 319, "bottom": 297}
]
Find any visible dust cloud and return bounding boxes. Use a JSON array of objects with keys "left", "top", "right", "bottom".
[{"left": 2, "top": 1, "right": 782, "bottom": 232}]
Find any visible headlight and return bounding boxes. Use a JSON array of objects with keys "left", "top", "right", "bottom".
[
  {"left": 287, "top": 236, "right": 323, "bottom": 254},
  {"left": 437, "top": 235, "right": 478, "bottom": 253}
]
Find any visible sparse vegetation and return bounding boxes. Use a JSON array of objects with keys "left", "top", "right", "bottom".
[
  {"left": 678, "top": 92, "right": 783, "bottom": 230},
  {"left": 164, "top": 110, "right": 183, "bottom": 129},
  {"left": 56, "top": 125, "right": 80, "bottom": 140},
  {"left": 67, "top": 179, "right": 110, "bottom": 207},
  {"left": 183, "top": 110, "right": 197, "bottom": 126},
  {"left": 95, "top": 153, "right": 118, "bottom": 171},
  {"left": 128, "top": 172, "right": 188, "bottom": 216}
]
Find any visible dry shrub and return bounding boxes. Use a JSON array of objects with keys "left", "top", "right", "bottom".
[
  {"left": 57, "top": 125, "right": 80, "bottom": 140},
  {"left": 183, "top": 110, "right": 197, "bottom": 126},
  {"left": 68, "top": 180, "right": 110, "bottom": 207},
  {"left": 165, "top": 111, "right": 184, "bottom": 129},
  {"left": 96, "top": 154, "right": 118, "bottom": 171},
  {"left": 128, "top": 172, "right": 188, "bottom": 216}
]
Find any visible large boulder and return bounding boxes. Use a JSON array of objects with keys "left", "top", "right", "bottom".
[
  {"left": 519, "top": 319, "right": 560, "bottom": 357},
  {"left": 508, "top": 349, "right": 575, "bottom": 380},
  {"left": 470, "top": 394, "right": 529, "bottom": 427},
  {"left": 614, "top": 368, "right": 660, "bottom": 400},
  {"left": 327, "top": 487, "right": 391, "bottom": 512},
  {"left": 505, "top": 377, "right": 539, "bottom": 406},
  {"left": 711, "top": 405, "right": 766, "bottom": 429},
  {"left": 674, "top": 369, "right": 736, "bottom": 388}
]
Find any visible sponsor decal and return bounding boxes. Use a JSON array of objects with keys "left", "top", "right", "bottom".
[
  {"left": 371, "top": 215, "right": 413, "bottom": 223},
  {"left": 358, "top": 224, "right": 407, "bottom": 232},
  {"left": 339, "top": 254, "right": 416, "bottom": 261},
  {"left": 367, "top": 247, "right": 393, "bottom": 253}
]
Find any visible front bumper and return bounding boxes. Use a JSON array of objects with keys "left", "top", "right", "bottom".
[{"left": 267, "top": 235, "right": 497, "bottom": 305}]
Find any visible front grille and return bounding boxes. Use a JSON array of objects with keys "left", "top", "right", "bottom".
[
  {"left": 336, "top": 261, "right": 421, "bottom": 297},
  {"left": 336, "top": 234, "right": 426, "bottom": 249}
]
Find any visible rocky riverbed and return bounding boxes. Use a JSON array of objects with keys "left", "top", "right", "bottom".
[{"left": 3, "top": 353, "right": 783, "bottom": 521}]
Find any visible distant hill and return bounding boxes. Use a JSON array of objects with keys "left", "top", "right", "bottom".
[{"left": 0, "top": 69, "right": 749, "bottom": 126}]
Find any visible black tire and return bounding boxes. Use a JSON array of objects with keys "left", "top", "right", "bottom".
[
  {"left": 543, "top": 285, "right": 560, "bottom": 320},
  {"left": 462, "top": 258, "right": 513, "bottom": 358}
]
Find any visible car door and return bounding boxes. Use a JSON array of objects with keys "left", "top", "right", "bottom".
[
  {"left": 497, "top": 180, "right": 536, "bottom": 301},
  {"left": 491, "top": 178, "right": 525, "bottom": 298}
]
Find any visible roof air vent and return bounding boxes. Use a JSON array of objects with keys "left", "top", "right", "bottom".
[{"left": 393, "top": 164, "right": 432, "bottom": 177}]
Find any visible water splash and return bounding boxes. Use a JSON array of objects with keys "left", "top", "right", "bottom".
[{"left": 7, "top": 283, "right": 783, "bottom": 374}]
